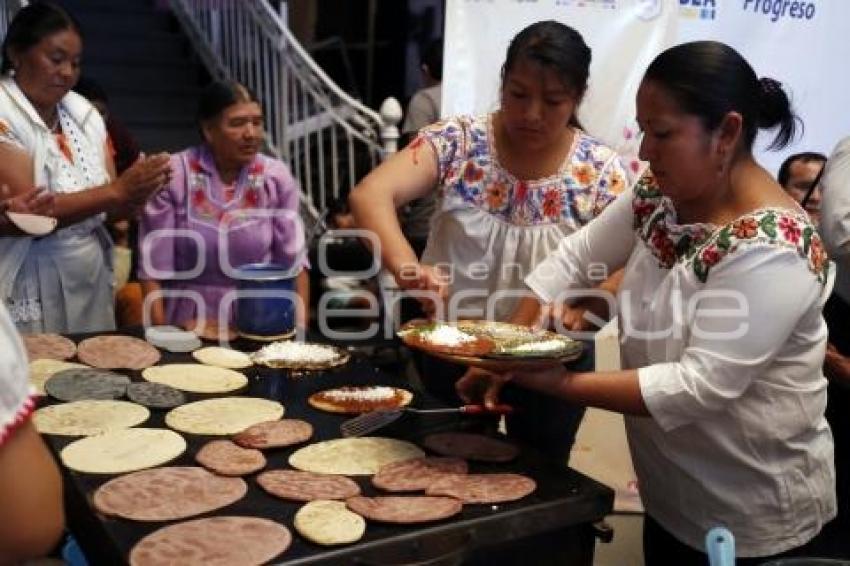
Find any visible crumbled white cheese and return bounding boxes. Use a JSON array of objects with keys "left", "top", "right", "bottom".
[
  {"left": 506, "top": 340, "right": 567, "bottom": 353},
  {"left": 322, "top": 386, "right": 396, "bottom": 401},
  {"left": 254, "top": 341, "right": 340, "bottom": 363},
  {"left": 421, "top": 325, "right": 476, "bottom": 346}
]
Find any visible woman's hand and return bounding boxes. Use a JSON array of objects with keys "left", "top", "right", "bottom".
[
  {"left": 112, "top": 153, "right": 172, "bottom": 206},
  {"left": 824, "top": 343, "right": 850, "bottom": 388},
  {"left": 456, "top": 367, "right": 512, "bottom": 409},
  {"left": 397, "top": 263, "right": 448, "bottom": 318},
  {"left": 2, "top": 187, "right": 55, "bottom": 217}
]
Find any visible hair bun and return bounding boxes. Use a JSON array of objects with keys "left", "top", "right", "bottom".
[{"left": 759, "top": 77, "right": 782, "bottom": 97}]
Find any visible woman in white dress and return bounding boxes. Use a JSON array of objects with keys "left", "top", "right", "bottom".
[
  {"left": 460, "top": 41, "right": 837, "bottom": 563},
  {"left": 0, "top": 3, "right": 171, "bottom": 333}
]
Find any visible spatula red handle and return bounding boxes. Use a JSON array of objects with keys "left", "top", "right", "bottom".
[{"left": 459, "top": 404, "right": 514, "bottom": 415}]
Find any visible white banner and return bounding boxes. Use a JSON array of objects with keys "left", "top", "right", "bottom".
[{"left": 443, "top": 0, "right": 850, "bottom": 175}]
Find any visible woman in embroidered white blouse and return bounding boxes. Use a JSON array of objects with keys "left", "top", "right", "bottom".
[
  {"left": 460, "top": 41, "right": 837, "bottom": 563},
  {"left": 0, "top": 3, "right": 171, "bottom": 333}
]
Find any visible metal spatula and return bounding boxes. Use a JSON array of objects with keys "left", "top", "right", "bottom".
[{"left": 340, "top": 404, "right": 514, "bottom": 437}]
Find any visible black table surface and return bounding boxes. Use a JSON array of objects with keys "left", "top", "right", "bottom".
[{"left": 43, "top": 331, "right": 614, "bottom": 565}]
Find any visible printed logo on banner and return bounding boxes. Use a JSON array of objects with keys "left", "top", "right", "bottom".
[
  {"left": 555, "top": 0, "right": 617, "bottom": 9},
  {"left": 742, "top": 0, "right": 817, "bottom": 23},
  {"left": 678, "top": 0, "right": 716, "bottom": 20}
]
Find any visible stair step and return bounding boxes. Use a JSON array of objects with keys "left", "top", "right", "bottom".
[
  {"left": 55, "top": 0, "right": 157, "bottom": 11},
  {"left": 75, "top": 12, "right": 176, "bottom": 36},
  {"left": 109, "top": 93, "right": 200, "bottom": 123},
  {"left": 131, "top": 124, "right": 201, "bottom": 154},
  {"left": 80, "top": 34, "right": 190, "bottom": 60},
  {"left": 85, "top": 63, "right": 203, "bottom": 91}
]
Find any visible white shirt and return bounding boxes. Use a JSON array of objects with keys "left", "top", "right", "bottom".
[
  {"left": 0, "top": 303, "right": 34, "bottom": 447},
  {"left": 819, "top": 136, "right": 850, "bottom": 303},
  {"left": 526, "top": 176, "right": 835, "bottom": 557}
]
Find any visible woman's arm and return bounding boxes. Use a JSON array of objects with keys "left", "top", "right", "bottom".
[
  {"left": 0, "top": 422, "right": 64, "bottom": 564},
  {"left": 0, "top": 143, "right": 171, "bottom": 227},
  {"left": 349, "top": 142, "right": 440, "bottom": 286}
]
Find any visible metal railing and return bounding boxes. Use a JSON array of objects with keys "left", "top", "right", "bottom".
[{"left": 170, "top": 0, "right": 401, "bottom": 221}]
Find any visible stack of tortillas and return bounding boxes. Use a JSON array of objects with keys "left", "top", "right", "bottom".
[
  {"left": 60, "top": 428, "right": 186, "bottom": 474},
  {"left": 165, "top": 398, "right": 284, "bottom": 435},
  {"left": 93, "top": 467, "right": 247, "bottom": 521},
  {"left": 34, "top": 400, "right": 149, "bottom": 436},
  {"left": 22, "top": 333, "right": 76, "bottom": 361},
  {"left": 129, "top": 517, "right": 291, "bottom": 566},
  {"left": 77, "top": 335, "right": 160, "bottom": 369},
  {"left": 294, "top": 500, "right": 366, "bottom": 546},
  {"left": 288, "top": 437, "right": 425, "bottom": 476},
  {"left": 28, "top": 359, "right": 88, "bottom": 395},
  {"left": 142, "top": 364, "right": 247, "bottom": 393},
  {"left": 192, "top": 347, "right": 252, "bottom": 369}
]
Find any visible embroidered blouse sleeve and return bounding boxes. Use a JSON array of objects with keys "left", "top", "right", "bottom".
[
  {"left": 417, "top": 117, "right": 466, "bottom": 185},
  {"left": 592, "top": 153, "right": 630, "bottom": 216},
  {"left": 0, "top": 117, "right": 25, "bottom": 150},
  {"left": 638, "top": 246, "right": 827, "bottom": 431},
  {"left": 268, "top": 159, "right": 309, "bottom": 271},
  {"left": 137, "top": 153, "right": 183, "bottom": 279},
  {"left": 525, "top": 183, "right": 638, "bottom": 303},
  {"left": 0, "top": 305, "right": 34, "bottom": 447}
]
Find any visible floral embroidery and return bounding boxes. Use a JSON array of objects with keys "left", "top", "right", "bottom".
[
  {"left": 634, "top": 173, "right": 829, "bottom": 283},
  {"left": 418, "top": 114, "right": 628, "bottom": 227},
  {"left": 187, "top": 150, "right": 266, "bottom": 229}
]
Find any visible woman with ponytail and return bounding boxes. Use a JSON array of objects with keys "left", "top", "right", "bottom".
[{"left": 460, "top": 41, "right": 838, "bottom": 563}]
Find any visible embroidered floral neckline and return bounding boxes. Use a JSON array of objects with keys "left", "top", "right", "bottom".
[
  {"left": 186, "top": 148, "right": 264, "bottom": 229},
  {"left": 633, "top": 174, "right": 829, "bottom": 283}
]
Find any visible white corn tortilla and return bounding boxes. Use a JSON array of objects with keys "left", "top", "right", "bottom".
[
  {"left": 165, "top": 397, "right": 284, "bottom": 436},
  {"left": 289, "top": 437, "right": 425, "bottom": 476},
  {"left": 61, "top": 428, "right": 186, "bottom": 474},
  {"left": 191, "top": 347, "right": 253, "bottom": 369},
  {"left": 34, "top": 400, "right": 149, "bottom": 436},
  {"left": 294, "top": 500, "right": 365, "bottom": 546},
  {"left": 142, "top": 364, "right": 248, "bottom": 393}
]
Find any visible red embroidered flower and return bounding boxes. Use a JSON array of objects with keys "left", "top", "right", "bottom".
[
  {"left": 249, "top": 162, "right": 264, "bottom": 176},
  {"left": 243, "top": 187, "right": 260, "bottom": 208},
  {"left": 779, "top": 215, "right": 801, "bottom": 244},
  {"left": 189, "top": 158, "right": 202, "bottom": 174},
  {"left": 191, "top": 188, "right": 206, "bottom": 207},
  {"left": 542, "top": 188, "right": 561, "bottom": 218},
  {"left": 516, "top": 181, "right": 528, "bottom": 203},
  {"left": 633, "top": 201, "right": 655, "bottom": 220},
  {"left": 732, "top": 217, "right": 759, "bottom": 239},
  {"left": 650, "top": 227, "right": 676, "bottom": 266},
  {"left": 486, "top": 182, "right": 507, "bottom": 209},
  {"left": 700, "top": 245, "right": 721, "bottom": 267},
  {"left": 463, "top": 162, "right": 484, "bottom": 184}
]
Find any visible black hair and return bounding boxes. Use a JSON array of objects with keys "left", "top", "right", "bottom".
[
  {"left": 73, "top": 75, "right": 108, "bottom": 104},
  {"left": 500, "top": 21, "right": 591, "bottom": 128},
  {"left": 421, "top": 39, "right": 443, "bottom": 82},
  {"left": 1, "top": 2, "right": 81, "bottom": 74},
  {"left": 643, "top": 40, "right": 799, "bottom": 152},
  {"left": 197, "top": 80, "right": 259, "bottom": 123},
  {"left": 777, "top": 151, "right": 827, "bottom": 187}
]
